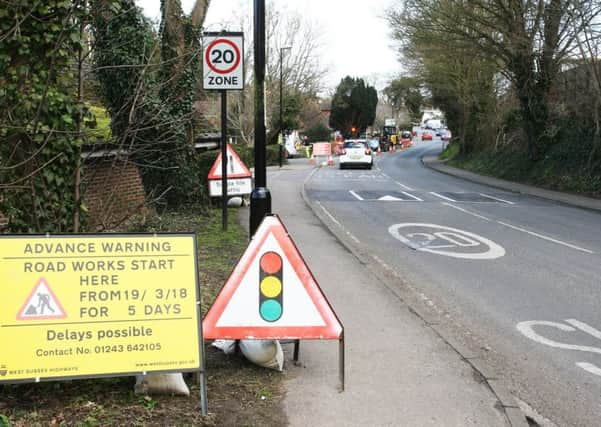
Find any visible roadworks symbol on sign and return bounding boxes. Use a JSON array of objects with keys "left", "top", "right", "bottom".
[
  {"left": 207, "top": 144, "right": 251, "bottom": 179},
  {"left": 17, "top": 278, "right": 66, "bottom": 320},
  {"left": 203, "top": 215, "right": 342, "bottom": 340}
]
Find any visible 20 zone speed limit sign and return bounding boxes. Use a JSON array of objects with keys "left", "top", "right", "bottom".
[{"left": 203, "top": 32, "right": 244, "bottom": 90}]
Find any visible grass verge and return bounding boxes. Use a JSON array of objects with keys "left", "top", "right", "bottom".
[{"left": 0, "top": 208, "right": 286, "bottom": 427}]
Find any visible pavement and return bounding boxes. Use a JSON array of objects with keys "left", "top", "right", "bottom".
[{"left": 237, "top": 158, "right": 537, "bottom": 426}]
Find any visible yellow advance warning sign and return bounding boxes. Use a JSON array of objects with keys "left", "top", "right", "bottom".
[{"left": 0, "top": 234, "right": 201, "bottom": 382}]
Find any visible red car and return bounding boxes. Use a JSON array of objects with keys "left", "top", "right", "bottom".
[
  {"left": 421, "top": 131, "right": 433, "bottom": 141},
  {"left": 400, "top": 131, "right": 413, "bottom": 148}
]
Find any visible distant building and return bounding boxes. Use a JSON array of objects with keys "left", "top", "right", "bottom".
[{"left": 420, "top": 108, "right": 444, "bottom": 126}]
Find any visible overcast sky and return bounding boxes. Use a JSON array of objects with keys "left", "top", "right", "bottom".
[{"left": 135, "top": 0, "right": 401, "bottom": 92}]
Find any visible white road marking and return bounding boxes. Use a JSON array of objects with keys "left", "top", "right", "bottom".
[
  {"left": 402, "top": 191, "right": 423, "bottom": 201},
  {"left": 497, "top": 221, "right": 594, "bottom": 254},
  {"left": 377, "top": 170, "right": 415, "bottom": 191},
  {"left": 442, "top": 202, "right": 491, "bottom": 221},
  {"left": 349, "top": 190, "right": 364, "bottom": 201},
  {"left": 316, "top": 201, "right": 341, "bottom": 226},
  {"left": 395, "top": 181, "right": 415, "bottom": 191},
  {"left": 576, "top": 362, "right": 601, "bottom": 376},
  {"left": 517, "top": 319, "right": 601, "bottom": 377},
  {"left": 566, "top": 319, "right": 601, "bottom": 340},
  {"left": 430, "top": 191, "right": 456, "bottom": 202},
  {"left": 479, "top": 193, "right": 515, "bottom": 205},
  {"left": 389, "top": 223, "right": 505, "bottom": 259}
]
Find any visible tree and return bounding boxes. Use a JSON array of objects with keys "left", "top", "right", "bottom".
[
  {"left": 388, "top": 0, "right": 601, "bottom": 160},
  {"left": 90, "top": 0, "right": 211, "bottom": 208},
  {"left": 215, "top": 3, "right": 328, "bottom": 144},
  {"left": 1, "top": 0, "right": 87, "bottom": 232},
  {"left": 329, "top": 77, "right": 378, "bottom": 136},
  {"left": 384, "top": 77, "right": 423, "bottom": 120}
]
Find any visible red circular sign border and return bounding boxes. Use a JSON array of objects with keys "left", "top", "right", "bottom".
[{"left": 205, "top": 38, "right": 241, "bottom": 75}]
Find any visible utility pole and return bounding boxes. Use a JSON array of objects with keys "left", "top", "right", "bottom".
[{"left": 249, "top": 0, "right": 270, "bottom": 236}]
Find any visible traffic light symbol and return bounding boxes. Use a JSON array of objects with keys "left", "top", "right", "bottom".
[{"left": 259, "top": 251, "right": 283, "bottom": 322}]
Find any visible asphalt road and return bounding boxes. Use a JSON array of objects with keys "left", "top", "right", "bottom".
[{"left": 304, "top": 137, "right": 601, "bottom": 427}]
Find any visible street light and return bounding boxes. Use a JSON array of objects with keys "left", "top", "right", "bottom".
[{"left": 279, "top": 46, "right": 291, "bottom": 168}]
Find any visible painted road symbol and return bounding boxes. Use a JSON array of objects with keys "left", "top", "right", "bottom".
[
  {"left": 17, "top": 278, "right": 66, "bottom": 320},
  {"left": 203, "top": 33, "right": 244, "bottom": 90},
  {"left": 389, "top": 223, "right": 505, "bottom": 259},
  {"left": 202, "top": 215, "right": 342, "bottom": 339},
  {"left": 517, "top": 319, "right": 601, "bottom": 377},
  {"left": 350, "top": 190, "right": 422, "bottom": 202}
]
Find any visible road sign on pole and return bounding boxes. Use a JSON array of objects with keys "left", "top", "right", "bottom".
[{"left": 203, "top": 33, "right": 244, "bottom": 91}]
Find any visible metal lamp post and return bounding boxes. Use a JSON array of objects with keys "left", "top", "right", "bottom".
[{"left": 278, "top": 46, "right": 291, "bottom": 168}]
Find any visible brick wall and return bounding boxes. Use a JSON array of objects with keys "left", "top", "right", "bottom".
[{"left": 82, "top": 156, "right": 146, "bottom": 231}]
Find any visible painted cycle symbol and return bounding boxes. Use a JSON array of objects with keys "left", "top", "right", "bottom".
[{"left": 517, "top": 319, "right": 601, "bottom": 377}]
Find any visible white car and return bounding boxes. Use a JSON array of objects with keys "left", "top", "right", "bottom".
[{"left": 339, "top": 139, "right": 373, "bottom": 169}]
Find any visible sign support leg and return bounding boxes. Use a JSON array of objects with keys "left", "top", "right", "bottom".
[
  {"left": 200, "top": 366, "right": 208, "bottom": 415},
  {"left": 339, "top": 332, "right": 345, "bottom": 392},
  {"left": 293, "top": 339, "right": 300, "bottom": 362},
  {"left": 221, "top": 90, "right": 228, "bottom": 231}
]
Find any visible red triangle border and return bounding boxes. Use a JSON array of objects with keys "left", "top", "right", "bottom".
[{"left": 202, "top": 215, "right": 343, "bottom": 340}]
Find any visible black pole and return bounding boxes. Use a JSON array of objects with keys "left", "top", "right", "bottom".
[
  {"left": 250, "top": 0, "right": 271, "bottom": 237},
  {"left": 221, "top": 90, "right": 228, "bottom": 231},
  {"left": 278, "top": 48, "right": 283, "bottom": 168}
]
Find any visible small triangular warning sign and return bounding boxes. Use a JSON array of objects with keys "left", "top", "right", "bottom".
[
  {"left": 16, "top": 278, "right": 66, "bottom": 320},
  {"left": 207, "top": 144, "right": 252, "bottom": 180},
  {"left": 203, "top": 215, "right": 343, "bottom": 340}
]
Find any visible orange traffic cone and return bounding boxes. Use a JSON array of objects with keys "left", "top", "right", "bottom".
[
  {"left": 377, "top": 146, "right": 382, "bottom": 156},
  {"left": 327, "top": 155, "right": 334, "bottom": 166},
  {"left": 309, "top": 153, "right": 316, "bottom": 164}
]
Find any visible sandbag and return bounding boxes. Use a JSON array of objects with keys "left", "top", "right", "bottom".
[
  {"left": 239, "top": 339, "right": 284, "bottom": 371},
  {"left": 211, "top": 339, "right": 237, "bottom": 355},
  {"left": 134, "top": 373, "right": 190, "bottom": 396}
]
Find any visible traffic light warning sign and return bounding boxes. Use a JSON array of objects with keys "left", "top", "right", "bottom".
[{"left": 203, "top": 215, "right": 342, "bottom": 340}]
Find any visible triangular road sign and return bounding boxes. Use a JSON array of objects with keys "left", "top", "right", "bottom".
[
  {"left": 16, "top": 277, "right": 66, "bottom": 320},
  {"left": 207, "top": 144, "right": 252, "bottom": 179},
  {"left": 203, "top": 215, "right": 343, "bottom": 340}
]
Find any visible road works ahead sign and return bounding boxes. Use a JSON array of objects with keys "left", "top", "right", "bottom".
[
  {"left": 203, "top": 32, "right": 244, "bottom": 90},
  {"left": 0, "top": 234, "right": 202, "bottom": 383}
]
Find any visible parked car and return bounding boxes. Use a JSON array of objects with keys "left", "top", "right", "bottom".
[
  {"left": 421, "top": 131, "right": 433, "bottom": 141},
  {"left": 440, "top": 129, "right": 452, "bottom": 141},
  {"left": 339, "top": 139, "right": 373, "bottom": 169}
]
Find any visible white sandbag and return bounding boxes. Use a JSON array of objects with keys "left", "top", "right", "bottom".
[
  {"left": 134, "top": 373, "right": 190, "bottom": 396},
  {"left": 227, "top": 197, "right": 244, "bottom": 207},
  {"left": 211, "top": 339, "right": 237, "bottom": 355},
  {"left": 239, "top": 339, "right": 284, "bottom": 371}
]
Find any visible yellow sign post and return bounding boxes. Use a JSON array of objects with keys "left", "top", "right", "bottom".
[{"left": 0, "top": 234, "right": 203, "bottom": 384}]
